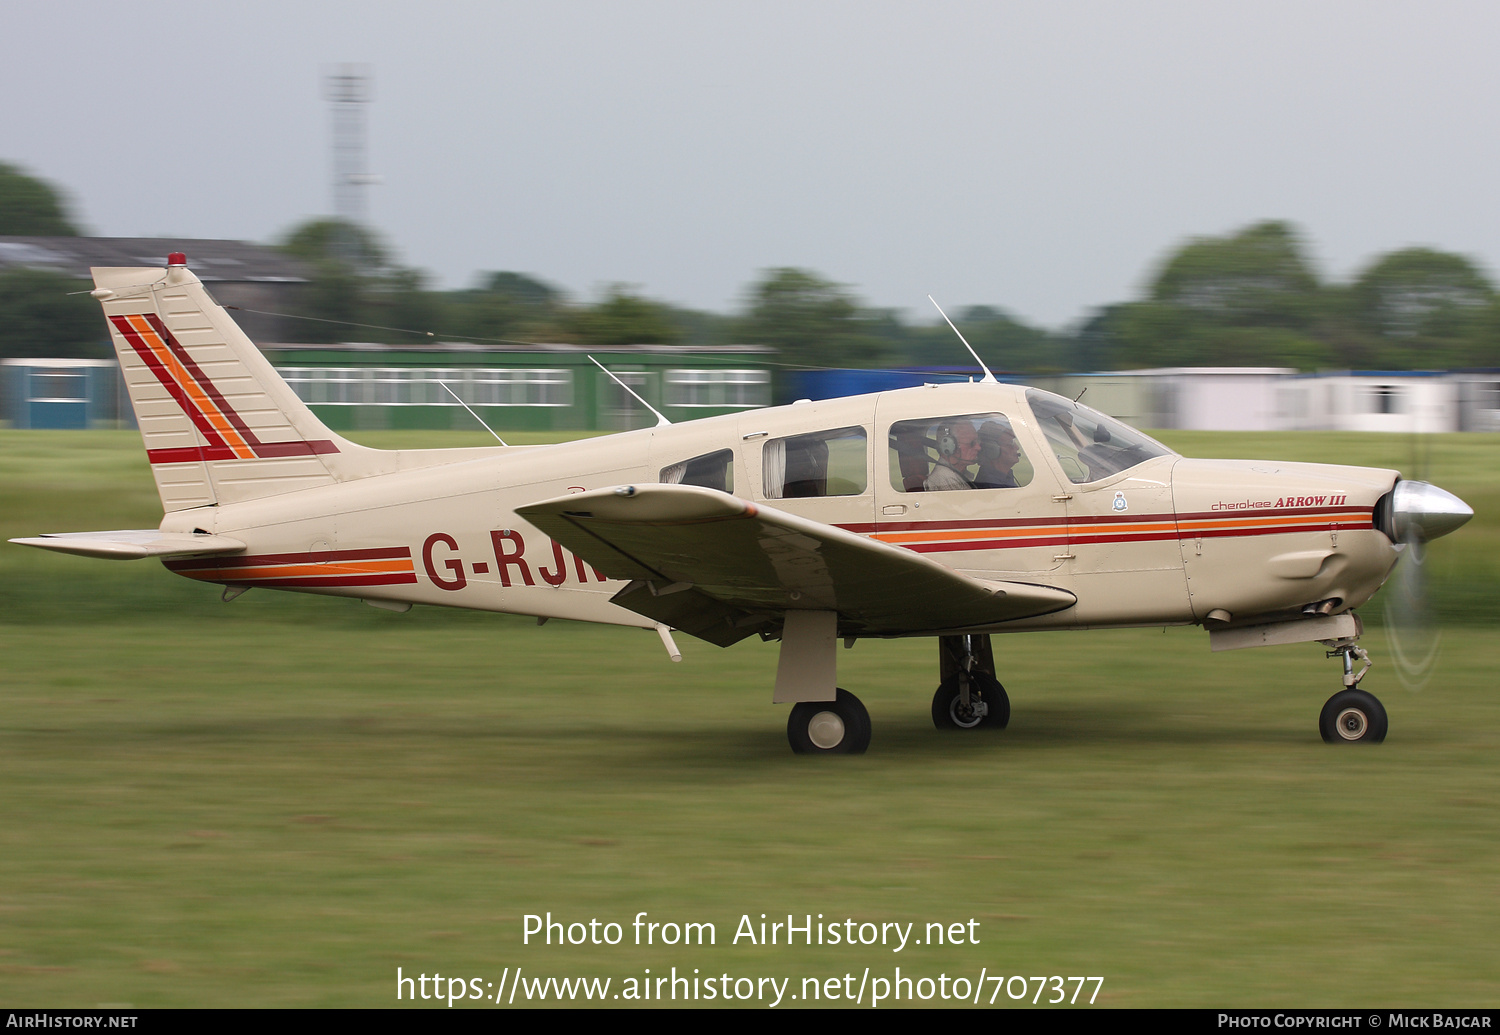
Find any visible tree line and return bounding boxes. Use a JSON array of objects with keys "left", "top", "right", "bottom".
[{"left": 2, "top": 161, "right": 1497, "bottom": 373}]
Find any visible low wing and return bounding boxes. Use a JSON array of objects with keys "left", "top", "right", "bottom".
[
  {"left": 9, "top": 530, "right": 246, "bottom": 560},
  {"left": 516, "top": 484, "right": 1075, "bottom": 646}
]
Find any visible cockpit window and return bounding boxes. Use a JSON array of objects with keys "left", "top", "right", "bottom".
[
  {"left": 660, "top": 449, "right": 734, "bottom": 493},
  {"left": 888, "top": 412, "right": 1034, "bottom": 492},
  {"left": 1026, "top": 390, "right": 1175, "bottom": 484}
]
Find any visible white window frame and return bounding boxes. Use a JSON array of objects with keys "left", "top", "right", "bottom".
[
  {"left": 666, "top": 368, "right": 769, "bottom": 408},
  {"left": 280, "top": 366, "right": 573, "bottom": 407}
]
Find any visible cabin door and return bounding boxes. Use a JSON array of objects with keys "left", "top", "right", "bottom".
[{"left": 872, "top": 401, "right": 1071, "bottom": 578}]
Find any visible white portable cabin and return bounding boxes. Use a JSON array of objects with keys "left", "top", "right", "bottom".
[
  {"left": 1276, "top": 373, "right": 1458, "bottom": 433},
  {"left": 1036, "top": 368, "right": 1294, "bottom": 431}
]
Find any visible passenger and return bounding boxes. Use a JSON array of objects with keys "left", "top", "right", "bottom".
[
  {"left": 973, "top": 421, "right": 1022, "bottom": 489},
  {"left": 923, "top": 421, "right": 978, "bottom": 490}
]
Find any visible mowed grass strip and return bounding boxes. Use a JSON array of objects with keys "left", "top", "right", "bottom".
[{"left": 1, "top": 430, "right": 1496, "bottom": 1007}]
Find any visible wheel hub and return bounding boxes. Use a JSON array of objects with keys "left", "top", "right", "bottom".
[
  {"left": 949, "top": 696, "right": 986, "bottom": 728},
  {"left": 1335, "top": 707, "right": 1369, "bottom": 740},
  {"left": 807, "top": 710, "right": 846, "bottom": 749}
]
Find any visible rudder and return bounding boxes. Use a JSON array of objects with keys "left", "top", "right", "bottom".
[{"left": 93, "top": 253, "right": 384, "bottom": 511}]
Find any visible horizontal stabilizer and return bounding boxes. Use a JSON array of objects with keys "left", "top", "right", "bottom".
[
  {"left": 517, "top": 484, "right": 1076, "bottom": 642},
  {"left": 9, "top": 530, "right": 246, "bottom": 560}
]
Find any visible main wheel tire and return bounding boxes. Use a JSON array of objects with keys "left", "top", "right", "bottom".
[
  {"left": 1319, "top": 688, "right": 1388, "bottom": 743},
  {"left": 931, "top": 672, "right": 1010, "bottom": 731},
  {"left": 787, "top": 688, "right": 871, "bottom": 754}
]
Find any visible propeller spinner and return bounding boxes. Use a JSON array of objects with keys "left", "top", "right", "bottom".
[{"left": 1391, "top": 480, "right": 1473, "bottom": 543}]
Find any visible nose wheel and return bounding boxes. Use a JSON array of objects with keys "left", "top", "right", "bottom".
[
  {"left": 1319, "top": 688, "right": 1388, "bottom": 743},
  {"left": 1320, "top": 640, "right": 1386, "bottom": 743}
]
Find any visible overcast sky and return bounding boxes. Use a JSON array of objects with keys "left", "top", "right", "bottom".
[{"left": 4, "top": 1, "right": 1498, "bottom": 329}]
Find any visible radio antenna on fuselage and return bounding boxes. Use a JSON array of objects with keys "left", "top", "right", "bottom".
[
  {"left": 928, "top": 295, "right": 997, "bottom": 384},
  {"left": 588, "top": 355, "right": 672, "bottom": 427},
  {"left": 432, "top": 380, "right": 508, "bottom": 445}
]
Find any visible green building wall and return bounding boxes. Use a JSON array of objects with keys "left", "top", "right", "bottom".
[{"left": 261, "top": 344, "right": 775, "bottom": 433}]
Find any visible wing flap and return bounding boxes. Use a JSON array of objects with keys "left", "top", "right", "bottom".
[
  {"left": 517, "top": 484, "right": 1075, "bottom": 639},
  {"left": 610, "top": 580, "right": 766, "bottom": 647},
  {"left": 9, "top": 530, "right": 246, "bottom": 560}
]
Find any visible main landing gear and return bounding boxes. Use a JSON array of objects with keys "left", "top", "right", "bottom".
[
  {"left": 1320, "top": 639, "right": 1387, "bottom": 743},
  {"left": 775, "top": 618, "right": 1010, "bottom": 754},
  {"left": 776, "top": 611, "right": 872, "bottom": 754},
  {"left": 932, "top": 635, "right": 1010, "bottom": 732},
  {"left": 787, "top": 689, "right": 871, "bottom": 754}
]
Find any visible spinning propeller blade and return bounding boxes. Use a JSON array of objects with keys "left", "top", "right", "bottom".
[{"left": 1381, "top": 458, "right": 1473, "bottom": 689}]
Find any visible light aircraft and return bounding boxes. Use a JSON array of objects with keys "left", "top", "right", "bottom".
[{"left": 11, "top": 255, "right": 1474, "bottom": 753}]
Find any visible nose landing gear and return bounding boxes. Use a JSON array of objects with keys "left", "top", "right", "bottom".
[
  {"left": 1320, "top": 640, "right": 1386, "bottom": 743},
  {"left": 1320, "top": 688, "right": 1388, "bottom": 742}
]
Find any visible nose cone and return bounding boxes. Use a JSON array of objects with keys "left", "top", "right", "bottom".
[{"left": 1393, "top": 480, "right": 1473, "bottom": 542}]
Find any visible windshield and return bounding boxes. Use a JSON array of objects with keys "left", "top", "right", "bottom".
[{"left": 1026, "top": 389, "right": 1176, "bottom": 484}]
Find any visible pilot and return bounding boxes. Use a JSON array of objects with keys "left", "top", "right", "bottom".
[
  {"left": 924, "top": 421, "right": 979, "bottom": 490},
  {"left": 973, "top": 421, "right": 1022, "bottom": 489}
]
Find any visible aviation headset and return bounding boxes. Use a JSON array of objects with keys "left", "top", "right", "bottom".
[
  {"left": 936, "top": 419, "right": 1012, "bottom": 461},
  {"left": 935, "top": 423, "right": 960, "bottom": 459},
  {"left": 977, "top": 421, "right": 1013, "bottom": 462}
]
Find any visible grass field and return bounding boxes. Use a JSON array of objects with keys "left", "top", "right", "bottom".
[{"left": 1, "top": 429, "right": 1497, "bottom": 1008}]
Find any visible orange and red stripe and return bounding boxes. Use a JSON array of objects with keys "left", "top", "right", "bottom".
[
  {"left": 109, "top": 313, "right": 337, "bottom": 465},
  {"left": 841, "top": 504, "right": 1374, "bottom": 555},
  {"left": 165, "top": 547, "right": 416, "bottom": 588}
]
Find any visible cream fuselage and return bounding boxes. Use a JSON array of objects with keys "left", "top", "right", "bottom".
[{"left": 156, "top": 382, "right": 1402, "bottom": 640}]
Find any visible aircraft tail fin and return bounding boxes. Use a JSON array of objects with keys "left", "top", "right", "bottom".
[{"left": 93, "top": 254, "right": 390, "bottom": 512}]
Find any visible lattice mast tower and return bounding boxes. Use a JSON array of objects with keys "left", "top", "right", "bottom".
[{"left": 323, "top": 64, "right": 374, "bottom": 267}]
